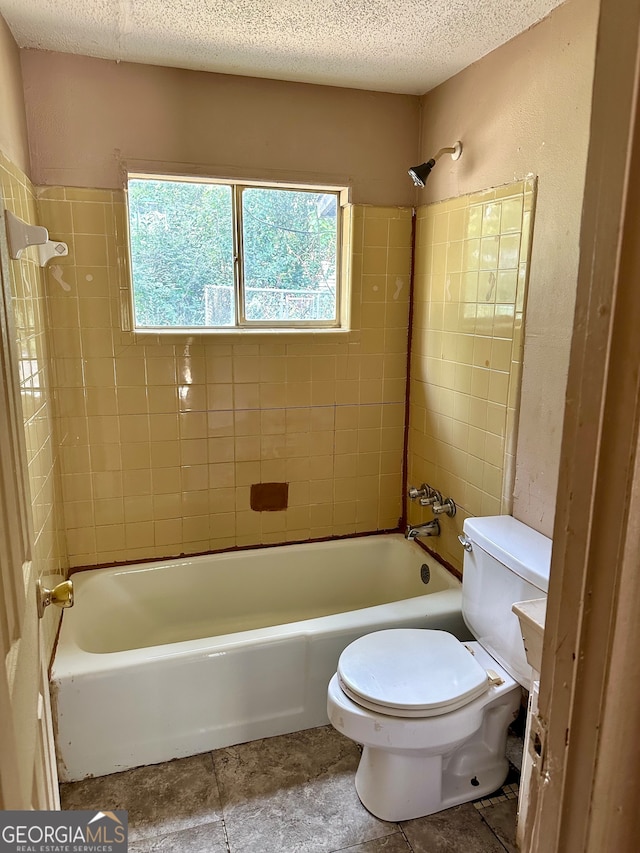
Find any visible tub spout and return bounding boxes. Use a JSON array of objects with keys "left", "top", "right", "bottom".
[{"left": 406, "top": 520, "right": 440, "bottom": 540}]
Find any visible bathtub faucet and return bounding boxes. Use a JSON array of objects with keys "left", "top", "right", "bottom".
[{"left": 406, "top": 520, "right": 440, "bottom": 540}]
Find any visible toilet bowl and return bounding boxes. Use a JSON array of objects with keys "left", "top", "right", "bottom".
[{"left": 327, "top": 515, "right": 552, "bottom": 821}]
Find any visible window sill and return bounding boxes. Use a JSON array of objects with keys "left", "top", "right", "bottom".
[{"left": 131, "top": 327, "right": 352, "bottom": 337}]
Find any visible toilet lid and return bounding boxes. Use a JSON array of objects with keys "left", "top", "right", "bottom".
[{"left": 337, "top": 629, "right": 490, "bottom": 718}]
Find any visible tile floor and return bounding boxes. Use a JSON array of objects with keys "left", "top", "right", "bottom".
[{"left": 61, "top": 726, "right": 522, "bottom": 853}]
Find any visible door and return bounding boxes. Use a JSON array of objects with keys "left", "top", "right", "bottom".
[
  {"left": 0, "top": 203, "right": 59, "bottom": 809},
  {"left": 525, "top": 0, "right": 640, "bottom": 849}
]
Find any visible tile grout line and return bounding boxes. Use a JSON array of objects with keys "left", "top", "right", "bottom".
[
  {"left": 477, "top": 810, "right": 513, "bottom": 853},
  {"left": 220, "top": 818, "right": 232, "bottom": 853},
  {"left": 209, "top": 749, "right": 232, "bottom": 853},
  {"left": 327, "top": 829, "right": 412, "bottom": 853},
  {"left": 397, "top": 823, "right": 416, "bottom": 852}
]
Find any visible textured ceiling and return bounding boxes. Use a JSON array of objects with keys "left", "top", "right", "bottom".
[{"left": 0, "top": 0, "right": 564, "bottom": 95}]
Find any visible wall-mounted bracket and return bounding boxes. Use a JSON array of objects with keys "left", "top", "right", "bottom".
[
  {"left": 5, "top": 210, "right": 48, "bottom": 259},
  {"left": 5, "top": 210, "right": 69, "bottom": 267}
]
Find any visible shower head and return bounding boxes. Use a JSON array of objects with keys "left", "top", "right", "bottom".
[
  {"left": 408, "top": 141, "right": 463, "bottom": 188},
  {"left": 408, "top": 159, "right": 436, "bottom": 188}
]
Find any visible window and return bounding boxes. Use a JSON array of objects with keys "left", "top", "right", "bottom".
[{"left": 127, "top": 175, "right": 348, "bottom": 332}]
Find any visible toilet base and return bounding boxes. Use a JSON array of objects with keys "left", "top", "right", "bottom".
[{"left": 355, "top": 742, "right": 510, "bottom": 822}]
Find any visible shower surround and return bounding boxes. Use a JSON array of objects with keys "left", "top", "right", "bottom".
[
  {"left": 407, "top": 179, "right": 536, "bottom": 571},
  {"left": 36, "top": 179, "right": 535, "bottom": 573},
  {"left": 37, "top": 191, "right": 412, "bottom": 567}
]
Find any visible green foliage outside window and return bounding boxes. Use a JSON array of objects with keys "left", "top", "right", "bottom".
[{"left": 128, "top": 177, "right": 339, "bottom": 329}]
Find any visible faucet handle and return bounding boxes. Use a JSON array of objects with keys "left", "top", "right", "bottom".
[
  {"left": 408, "top": 483, "right": 443, "bottom": 506},
  {"left": 408, "top": 483, "right": 429, "bottom": 501},
  {"left": 419, "top": 488, "right": 442, "bottom": 507},
  {"left": 432, "top": 497, "right": 456, "bottom": 517}
]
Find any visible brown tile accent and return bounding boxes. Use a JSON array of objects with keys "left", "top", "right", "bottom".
[{"left": 250, "top": 482, "right": 289, "bottom": 512}]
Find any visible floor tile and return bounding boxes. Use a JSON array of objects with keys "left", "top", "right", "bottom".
[
  {"left": 213, "top": 725, "right": 395, "bottom": 853},
  {"left": 128, "top": 821, "right": 228, "bottom": 853},
  {"left": 481, "top": 799, "right": 518, "bottom": 853},
  {"left": 330, "top": 834, "right": 412, "bottom": 853},
  {"left": 401, "top": 802, "right": 507, "bottom": 853},
  {"left": 60, "top": 754, "right": 222, "bottom": 842}
]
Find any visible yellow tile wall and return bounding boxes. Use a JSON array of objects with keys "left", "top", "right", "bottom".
[
  {"left": 37, "top": 189, "right": 411, "bottom": 567},
  {"left": 0, "top": 150, "right": 67, "bottom": 655},
  {"left": 407, "top": 180, "right": 535, "bottom": 572}
]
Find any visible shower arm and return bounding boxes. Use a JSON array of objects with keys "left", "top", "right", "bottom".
[
  {"left": 434, "top": 141, "right": 463, "bottom": 162},
  {"left": 433, "top": 146, "right": 457, "bottom": 162}
]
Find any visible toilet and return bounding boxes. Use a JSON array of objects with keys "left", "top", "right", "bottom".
[{"left": 327, "top": 515, "right": 551, "bottom": 822}]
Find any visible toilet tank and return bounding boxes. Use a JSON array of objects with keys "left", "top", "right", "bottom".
[{"left": 462, "top": 516, "right": 552, "bottom": 687}]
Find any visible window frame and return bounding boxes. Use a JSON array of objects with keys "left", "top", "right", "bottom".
[{"left": 125, "top": 173, "right": 350, "bottom": 334}]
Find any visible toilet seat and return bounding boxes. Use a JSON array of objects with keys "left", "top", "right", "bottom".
[{"left": 337, "top": 628, "right": 490, "bottom": 718}]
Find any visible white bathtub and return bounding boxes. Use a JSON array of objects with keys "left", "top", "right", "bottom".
[{"left": 52, "top": 534, "right": 469, "bottom": 781}]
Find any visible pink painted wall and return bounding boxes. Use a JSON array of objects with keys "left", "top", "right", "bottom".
[
  {"left": 20, "top": 51, "right": 419, "bottom": 206},
  {"left": 417, "top": 0, "right": 599, "bottom": 536},
  {"left": 0, "top": 15, "right": 29, "bottom": 172}
]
